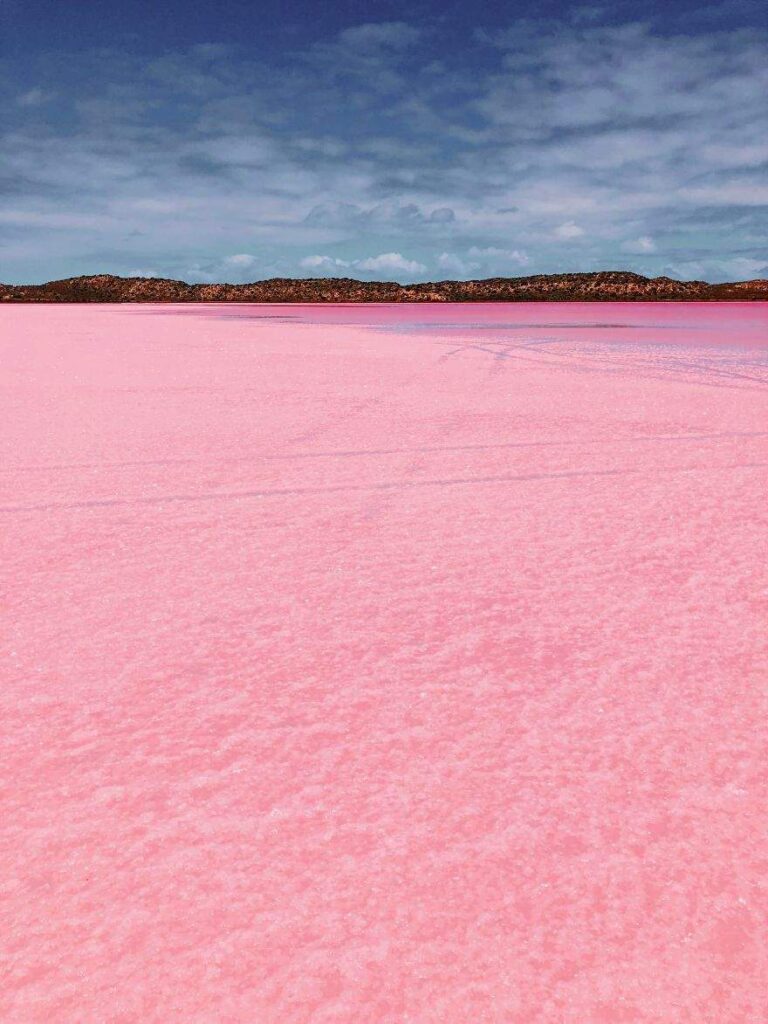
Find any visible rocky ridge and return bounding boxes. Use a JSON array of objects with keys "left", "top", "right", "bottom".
[{"left": 2, "top": 271, "right": 767, "bottom": 302}]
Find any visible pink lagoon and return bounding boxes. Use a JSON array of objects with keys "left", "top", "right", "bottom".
[{"left": 1, "top": 301, "right": 767, "bottom": 1022}]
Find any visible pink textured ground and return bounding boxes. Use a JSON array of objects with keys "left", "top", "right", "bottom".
[{"left": 1, "top": 302, "right": 767, "bottom": 1022}]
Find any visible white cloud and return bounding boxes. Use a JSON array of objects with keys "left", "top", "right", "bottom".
[
  {"left": 437, "top": 252, "right": 480, "bottom": 276},
  {"left": 299, "top": 251, "right": 428, "bottom": 276},
  {"left": 467, "top": 246, "right": 529, "bottom": 264},
  {"left": 725, "top": 257, "right": 768, "bottom": 278},
  {"left": 665, "top": 256, "right": 768, "bottom": 281},
  {"left": 125, "top": 267, "right": 161, "bottom": 278},
  {"left": 676, "top": 183, "right": 768, "bottom": 206},
  {"left": 304, "top": 201, "right": 456, "bottom": 228},
  {"left": 554, "top": 222, "right": 585, "bottom": 240},
  {"left": 621, "top": 236, "right": 656, "bottom": 254},
  {"left": 299, "top": 252, "right": 426, "bottom": 278},
  {"left": 355, "top": 252, "right": 426, "bottom": 274},
  {"left": 299, "top": 255, "right": 351, "bottom": 270},
  {"left": 1, "top": 16, "right": 765, "bottom": 284},
  {"left": 436, "top": 247, "right": 529, "bottom": 278},
  {"left": 224, "top": 253, "right": 258, "bottom": 267}
]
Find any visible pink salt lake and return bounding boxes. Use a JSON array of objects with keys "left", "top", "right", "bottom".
[{"left": 1, "top": 302, "right": 767, "bottom": 1022}]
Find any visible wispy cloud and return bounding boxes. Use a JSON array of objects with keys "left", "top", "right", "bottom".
[
  {"left": 621, "top": 236, "right": 656, "bottom": 254},
  {"left": 16, "top": 87, "right": 54, "bottom": 107},
  {"left": 355, "top": 252, "right": 426, "bottom": 275},
  {"left": 554, "top": 222, "right": 585, "bottom": 240},
  {"left": 299, "top": 252, "right": 426, "bottom": 279},
  {"left": 0, "top": 14, "right": 765, "bottom": 282}
]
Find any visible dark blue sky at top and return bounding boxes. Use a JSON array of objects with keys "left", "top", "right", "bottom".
[
  {"left": 5, "top": 0, "right": 766, "bottom": 56},
  {"left": 1, "top": 0, "right": 766, "bottom": 282}
]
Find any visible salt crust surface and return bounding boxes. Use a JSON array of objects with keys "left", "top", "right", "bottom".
[{"left": 1, "top": 302, "right": 767, "bottom": 1022}]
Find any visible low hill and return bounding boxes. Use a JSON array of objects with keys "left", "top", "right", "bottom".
[{"left": 2, "top": 270, "right": 767, "bottom": 302}]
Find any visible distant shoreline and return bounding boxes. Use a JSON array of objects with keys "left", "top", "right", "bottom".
[{"left": 2, "top": 270, "right": 767, "bottom": 303}]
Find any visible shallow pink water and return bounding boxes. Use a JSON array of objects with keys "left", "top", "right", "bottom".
[{"left": 2, "top": 302, "right": 767, "bottom": 1022}]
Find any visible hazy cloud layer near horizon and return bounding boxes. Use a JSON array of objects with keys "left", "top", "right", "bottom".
[{"left": 1, "top": 1, "right": 766, "bottom": 283}]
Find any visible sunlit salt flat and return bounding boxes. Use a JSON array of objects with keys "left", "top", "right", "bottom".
[{"left": 2, "top": 301, "right": 767, "bottom": 1022}]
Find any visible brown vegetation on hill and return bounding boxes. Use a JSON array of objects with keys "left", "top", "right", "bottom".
[{"left": 1, "top": 271, "right": 767, "bottom": 302}]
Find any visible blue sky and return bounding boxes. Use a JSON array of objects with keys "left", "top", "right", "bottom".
[{"left": 1, "top": 0, "right": 766, "bottom": 283}]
